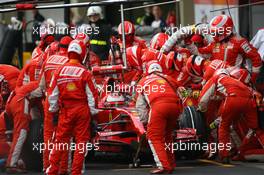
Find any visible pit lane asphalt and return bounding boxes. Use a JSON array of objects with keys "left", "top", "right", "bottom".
[
  {"left": 2, "top": 159, "right": 264, "bottom": 175},
  {"left": 87, "top": 160, "right": 264, "bottom": 175}
]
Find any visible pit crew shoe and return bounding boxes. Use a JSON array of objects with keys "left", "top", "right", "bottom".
[
  {"left": 232, "top": 154, "right": 246, "bottom": 161},
  {"left": 150, "top": 168, "right": 173, "bottom": 174},
  {"left": 5, "top": 167, "right": 27, "bottom": 174},
  {"left": 222, "top": 157, "right": 231, "bottom": 164},
  {"left": 59, "top": 173, "right": 69, "bottom": 175},
  {"left": 216, "top": 156, "right": 231, "bottom": 164}
]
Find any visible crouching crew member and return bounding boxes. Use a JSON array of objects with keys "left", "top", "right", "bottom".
[
  {"left": 136, "top": 61, "right": 183, "bottom": 174},
  {"left": 5, "top": 81, "right": 43, "bottom": 173},
  {"left": 198, "top": 69, "right": 261, "bottom": 164}
]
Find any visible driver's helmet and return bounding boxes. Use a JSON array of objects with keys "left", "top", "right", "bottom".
[{"left": 105, "top": 92, "right": 126, "bottom": 107}]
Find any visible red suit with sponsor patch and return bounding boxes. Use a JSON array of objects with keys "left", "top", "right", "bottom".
[
  {"left": 198, "top": 35, "right": 262, "bottom": 83},
  {"left": 147, "top": 33, "right": 180, "bottom": 78},
  {"left": 174, "top": 47, "right": 191, "bottom": 63},
  {"left": 86, "top": 51, "right": 101, "bottom": 68},
  {"left": 39, "top": 36, "right": 72, "bottom": 173},
  {"left": 41, "top": 41, "right": 60, "bottom": 62},
  {"left": 124, "top": 45, "right": 144, "bottom": 84},
  {"left": 118, "top": 36, "right": 146, "bottom": 49},
  {"left": 164, "top": 49, "right": 191, "bottom": 80},
  {"left": 232, "top": 116, "right": 264, "bottom": 162},
  {"left": 203, "top": 59, "right": 252, "bottom": 86},
  {"left": 199, "top": 15, "right": 262, "bottom": 83},
  {"left": 198, "top": 15, "right": 262, "bottom": 83},
  {"left": 31, "top": 45, "right": 44, "bottom": 61},
  {"left": 0, "top": 65, "right": 20, "bottom": 105},
  {"left": 198, "top": 72, "right": 259, "bottom": 160},
  {"left": 0, "top": 65, "right": 20, "bottom": 92},
  {"left": 203, "top": 59, "right": 229, "bottom": 83},
  {"left": 31, "top": 33, "right": 55, "bottom": 62},
  {"left": 0, "top": 95, "right": 4, "bottom": 113},
  {"left": 150, "top": 47, "right": 191, "bottom": 81},
  {"left": 177, "top": 55, "right": 209, "bottom": 88},
  {"left": 0, "top": 112, "right": 10, "bottom": 159},
  {"left": 75, "top": 33, "right": 101, "bottom": 68},
  {"left": 5, "top": 81, "right": 42, "bottom": 168},
  {"left": 46, "top": 41, "right": 98, "bottom": 175},
  {"left": 16, "top": 53, "right": 44, "bottom": 88},
  {"left": 16, "top": 34, "right": 55, "bottom": 88},
  {"left": 112, "top": 36, "right": 146, "bottom": 66},
  {"left": 141, "top": 48, "right": 169, "bottom": 75},
  {"left": 150, "top": 33, "right": 169, "bottom": 51},
  {"left": 136, "top": 63, "right": 183, "bottom": 172},
  {"left": 117, "top": 21, "right": 146, "bottom": 49}
]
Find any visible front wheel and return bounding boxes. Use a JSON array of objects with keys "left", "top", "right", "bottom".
[
  {"left": 178, "top": 106, "right": 208, "bottom": 158},
  {"left": 21, "top": 118, "right": 43, "bottom": 171}
]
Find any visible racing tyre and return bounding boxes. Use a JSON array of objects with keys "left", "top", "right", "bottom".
[
  {"left": 21, "top": 118, "right": 43, "bottom": 171},
  {"left": 178, "top": 106, "right": 207, "bottom": 159},
  {"left": 179, "top": 106, "right": 207, "bottom": 137}
]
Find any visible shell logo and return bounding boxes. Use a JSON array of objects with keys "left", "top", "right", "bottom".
[
  {"left": 66, "top": 82, "right": 77, "bottom": 91},
  {"left": 156, "top": 79, "right": 166, "bottom": 84},
  {"left": 186, "top": 99, "right": 193, "bottom": 106}
]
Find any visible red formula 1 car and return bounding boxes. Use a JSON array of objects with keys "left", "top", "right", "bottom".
[{"left": 90, "top": 65, "right": 207, "bottom": 166}]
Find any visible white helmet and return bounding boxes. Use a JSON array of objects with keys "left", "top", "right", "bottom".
[
  {"left": 46, "top": 18, "right": 56, "bottom": 27},
  {"left": 87, "top": 6, "right": 103, "bottom": 18},
  {"left": 147, "top": 61, "right": 163, "bottom": 75},
  {"left": 68, "top": 41, "right": 82, "bottom": 55}
]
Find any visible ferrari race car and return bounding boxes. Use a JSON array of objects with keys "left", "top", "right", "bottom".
[{"left": 90, "top": 65, "right": 207, "bottom": 167}]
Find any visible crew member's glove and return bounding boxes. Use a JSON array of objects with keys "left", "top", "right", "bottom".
[
  {"left": 209, "top": 117, "right": 221, "bottom": 130},
  {"left": 177, "top": 86, "right": 187, "bottom": 99},
  {"left": 192, "top": 90, "right": 200, "bottom": 99},
  {"left": 197, "top": 102, "right": 207, "bottom": 112}
]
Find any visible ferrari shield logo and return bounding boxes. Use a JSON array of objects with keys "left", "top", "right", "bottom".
[{"left": 186, "top": 99, "right": 193, "bottom": 106}]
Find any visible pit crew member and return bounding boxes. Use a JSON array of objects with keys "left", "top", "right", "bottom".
[
  {"left": 136, "top": 61, "right": 183, "bottom": 174},
  {"left": 46, "top": 40, "right": 98, "bottom": 175}
]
